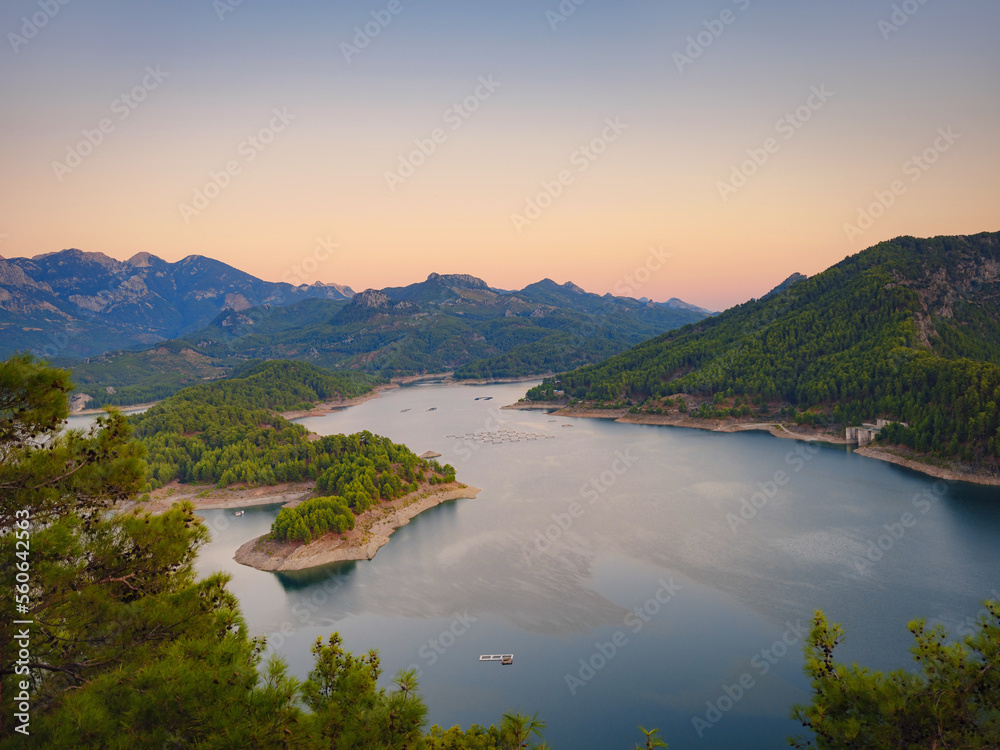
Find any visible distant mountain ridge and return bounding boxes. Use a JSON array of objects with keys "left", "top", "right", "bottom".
[
  {"left": 0, "top": 249, "right": 354, "bottom": 358},
  {"left": 59, "top": 270, "right": 713, "bottom": 407},
  {"left": 175, "top": 269, "right": 714, "bottom": 379}
]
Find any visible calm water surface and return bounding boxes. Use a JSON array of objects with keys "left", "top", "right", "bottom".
[{"left": 193, "top": 381, "right": 1000, "bottom": 749}]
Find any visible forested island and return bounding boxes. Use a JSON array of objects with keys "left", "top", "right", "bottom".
[
  {"left": 526, "top": 233, "right": 1000, "bottom": 483},
  {"left": 121, "top": 359, "right": 479, "bottom": 569}
]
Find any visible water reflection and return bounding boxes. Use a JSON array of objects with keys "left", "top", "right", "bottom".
[
  {"left": 189, "top": 380, "right": 1000, "bottom": 749},
  {"left": 276, "top": 561, "right": 358, "bottom": 590}
]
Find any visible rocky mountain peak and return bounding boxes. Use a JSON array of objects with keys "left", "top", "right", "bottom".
[
  {"left": 127, "top": 252, "right": 162, "bottom": 267},
  {"left": 350, "top": 289, "right": 392, "bottom": 309},
  {"left": 426, "top": 272, "right": 488, "bottom": 289}
]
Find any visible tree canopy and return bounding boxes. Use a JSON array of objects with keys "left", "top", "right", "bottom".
[
  {"left": 529, "top": 233, "right": 1000, "bottom": 469},
  {"left": 791, "top": 602, "right": 1000, "bottom": 748}
]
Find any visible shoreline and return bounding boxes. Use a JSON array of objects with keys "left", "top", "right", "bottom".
[
  {"left": 233, "top": 483, "right": 482, "bottom": 571},
  {"left": 855, "top": 446, "right": 1000, "bottom": 486},
  {"left": 75, "top": 371, "right": 547, "bottom": 418},
  {"left": 453, "top": 374, "right": 551, "bottom": 385},
  {"left": 125, "top": 480, "right": 317, "bottom": 515},
  {"left": 506, "top": 401, "right": 1000, "bottom": 486},
  {"left": 504, "top": 402, "right": 849, "bottom": 442},
  {"left": 74, "top": 400, "right": 161, "bottom": 416},
  {"left": 280, "top": 384, "right": 398, "bottom": 419}
]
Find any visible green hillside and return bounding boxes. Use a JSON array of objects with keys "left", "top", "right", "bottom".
[
  {"left": 128, "top": 361, "right": 396, "bottom": 490},
  {"left": 528, "top": 232, "right": 1000, "bottom": 469}
]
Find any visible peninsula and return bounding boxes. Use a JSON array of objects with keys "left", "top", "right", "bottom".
[{"left": 234, "top": 482, "right": 481, "bottom": 571}]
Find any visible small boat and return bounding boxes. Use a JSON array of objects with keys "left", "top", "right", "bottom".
[
  {"left": 479, "top": 654, "right": 514, "bottom": 665},
  {"left": 234, "top": 510, "right": 244, "bottom": 517}
]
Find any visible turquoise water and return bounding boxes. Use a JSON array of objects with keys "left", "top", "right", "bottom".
[{"left": 193, "top": 380, "right": 1000, "bottom": 748}]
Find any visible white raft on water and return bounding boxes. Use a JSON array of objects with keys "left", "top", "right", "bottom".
[{"left": 479, "top": 654, "right": 514, "bottom": 665}]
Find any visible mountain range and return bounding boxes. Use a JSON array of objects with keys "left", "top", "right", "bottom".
[
  {"left": 0, "top": 249, "right": 353, "bottom": 359},
  {"left": 20, "top": 257, "right": 713, "bottom": 407}
]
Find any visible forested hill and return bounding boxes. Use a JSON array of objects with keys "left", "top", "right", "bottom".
[
  {"left": 528, "top": 232, "right": 1000, "bottom": 468},
  {"left": 132, "top": 359, "right": 376, "bottom": 422},
  {"left": 128, "top": 361, "right": 440, "bottom": 493}
]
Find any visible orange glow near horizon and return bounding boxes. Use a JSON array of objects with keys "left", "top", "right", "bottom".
[{"left": 2, "top": 2, "right": 998, "bottom": 311}]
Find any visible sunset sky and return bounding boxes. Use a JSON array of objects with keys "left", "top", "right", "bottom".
[{"left": 2, "top": 0, "right": 997, "bottom": 310}]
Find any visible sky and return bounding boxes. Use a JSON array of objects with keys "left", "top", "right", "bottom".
[{"left": 1, "top": 0, "right": 998, "bottom": 310}]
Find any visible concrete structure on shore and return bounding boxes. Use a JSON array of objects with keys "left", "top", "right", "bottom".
[
  {"left": 846, "top": 425, "right": 879, "bottom": 446},
  {"left": 846, "top": 418, "right": 909, "bottom": 446}
]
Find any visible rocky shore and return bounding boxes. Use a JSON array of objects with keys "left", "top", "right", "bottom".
[
  {"left": 233, "top": 483, "right": 481, "bottom": 571},
  {"left": 505, "top": 401, "right": 1000, "bottom": 486}
]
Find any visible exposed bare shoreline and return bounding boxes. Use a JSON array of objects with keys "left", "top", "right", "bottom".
[
  {"left": 505, "top": 401, "right": 1000, "bottom": 486},
  {"left": 855, "top": 446, "right": 1000, "bottom": 486},
  {"left": 279, "top": 384, "right": 398, "bottom": 419},
  {"left": 75, "top": 372, "right": 543, "bottom": 418},
  {"left": 75, "top": 400, "right": 160, "bottom": 416},
  {"left": 233, "top": 483, "right": 481, "bottom": 571},
  {"left": 127, "top": 480, "right": 317, "bottom": 516}
]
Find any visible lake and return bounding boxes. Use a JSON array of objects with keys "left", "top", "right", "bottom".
[{"left": 192, "top": 380, "right": 1000, "bottom": 749}]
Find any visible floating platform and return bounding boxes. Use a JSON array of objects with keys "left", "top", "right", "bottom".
[
  {"left": 449, "top": 430, "right": 554, "bottom": 445},
  {"left": 479, "top": 654, "right": 514, "bottom": 665}
]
